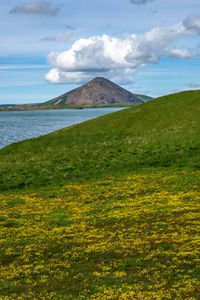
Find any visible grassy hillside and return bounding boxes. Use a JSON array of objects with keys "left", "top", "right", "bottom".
[
  {"left": 0, "top": 90, "right": 199, "bottom": 191},
  {"left": 0, "top": 90, "right": 200, "bottom": 299}
]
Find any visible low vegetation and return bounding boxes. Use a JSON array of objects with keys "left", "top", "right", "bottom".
[
  {"left": 1, "top": 171, "right": 199, "bottom": 299},
  {"left": 0, "top": 90, "right": 199, "bottom": 191},
  {"left": 0, "top": 90, "right": 199, "bottom": 299}
]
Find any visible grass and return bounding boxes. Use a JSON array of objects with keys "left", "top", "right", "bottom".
[
  {"left": 0, "top": 90, "right": 200, "bottom": 299},
  {"left": 0, "top": 172, "right": 199, "bottom": 299},
  {"left": 0, "top": 90, "right": 199, "bottom": 191}
]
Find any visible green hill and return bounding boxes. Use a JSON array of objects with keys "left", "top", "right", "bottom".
[
  {"left": 0, "top": 90, "right": 199, "bottom": 191},
  {"left": 0, "top": 90, "right": 200, "bottom": 299}
]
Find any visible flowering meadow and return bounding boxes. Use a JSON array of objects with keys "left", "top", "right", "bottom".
[
  {"left": 0, "top": 171, "right": 199, "bottom": 299},
  {"left": 0, "top": 91, "right": 200, "bottom": 298}
]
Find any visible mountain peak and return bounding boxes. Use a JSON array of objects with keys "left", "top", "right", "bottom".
[
  {"left": 91, "top": 76, "right": 110, "bottom": 82},
  {"left": 92, "top": 76, "right": 106, "bottom": 81},
  {"left": 44, "top": 77, "right": 146, "bottom": 106}
]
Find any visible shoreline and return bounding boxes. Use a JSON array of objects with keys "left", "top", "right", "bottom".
[{"left": 0, "top": 103, "right": 132, "bottom": 112}]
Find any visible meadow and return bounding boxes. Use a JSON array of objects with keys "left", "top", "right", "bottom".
[
  {"left": 1, "top": 171, "right": 199, "bottom": 299},
  {"left": 0, "top": 90, "right": 200, "bottom": 299}
]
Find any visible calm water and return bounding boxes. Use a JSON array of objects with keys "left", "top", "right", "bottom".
[{"left": 0, "top": 108, "right": 123, "bottom": 149}]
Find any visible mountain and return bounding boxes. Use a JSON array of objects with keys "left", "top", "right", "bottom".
[
  {"left": 43, "top": 77, "right": 149, "bottom": 106},
  {"left": 0, "top": 90, "right": 199, "bottom": 191}
]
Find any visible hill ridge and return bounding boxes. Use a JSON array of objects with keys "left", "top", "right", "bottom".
[{"left": 0, "top": 90, "right": 199, "bottom": 191}]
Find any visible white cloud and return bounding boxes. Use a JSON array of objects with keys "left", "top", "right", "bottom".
[
  {"left": 46, "top": 35, "right": 130, "bottom": 73},
  {"left": 183, "top": 15, "right": 200, "bottom": 34},
  {"left": 46, "top": 18, "right": 199, "bottom": 84},
  {"left": 45, "top": 69, "right": 94, "bottom": 84},
  {"left": 10, "top": 1, "right": 61, "bottom": 16},
  {"left": 169, "top": 48, "right": 196, "bottom": 59},
  {"left": 129, "top": 0, "right": 154, "bottom": 5},
  {"left": 45, "top": 67, "right": 135, "bottom": 85}
]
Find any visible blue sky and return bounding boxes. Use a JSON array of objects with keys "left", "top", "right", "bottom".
[{"left": 0, "top": 0, "right": 200, "bottom": 104}]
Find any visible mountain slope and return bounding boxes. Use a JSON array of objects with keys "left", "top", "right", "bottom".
[
  {"left": 0, "top": 90, "right": 199, "bottom": 191},
  {"left": 43, "top": 77, "right": 146, "bottom": 106}
]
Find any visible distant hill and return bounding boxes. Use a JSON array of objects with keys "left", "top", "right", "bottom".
[
  {"left": 43, "top": 77, "right": 151, "bottom": 106},
  {"left": 0, "top": 104, "right": 16, "bottom": 107},
  {"left": 135, "top": 94, "right": 153, "bottom": 102},
  {"left": 0, "top": 90, "right": 199, "bottom": 190}
]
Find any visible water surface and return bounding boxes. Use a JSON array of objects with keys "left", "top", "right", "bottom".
[{"left": 0, "top": 108, "right": 124, "bottom": 149}]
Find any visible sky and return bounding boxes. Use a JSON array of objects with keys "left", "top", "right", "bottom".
[{"left": 0, "top": 0, "right": 200, "bottom": 104}]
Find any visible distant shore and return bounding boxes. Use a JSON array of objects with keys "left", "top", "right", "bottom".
[{"left": 0, "top": 103, "right": 132, "bottom": 112}]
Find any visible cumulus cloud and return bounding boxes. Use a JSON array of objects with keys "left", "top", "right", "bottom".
[
  {"left": 129, "top": 0, "right": 154, "bottom": 5},
  {"left": 10, "top": 1, "right": 61, "bottom": 16},
  {"left": 46, "top": 17, "right": 199, "bottom": 84},
  {"left": 169, "top": 48, "right": 196, "bottom": 59},
  {"left": 45, "top": 69, "right": 101, "bottom": 84},
  {"left": 183, "top": 15, "right": 200, "bottom": 34}
]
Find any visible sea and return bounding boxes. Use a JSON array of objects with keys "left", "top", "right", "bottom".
[{"left": 0, "top": 108, "right": 124, "bottom": 149}]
